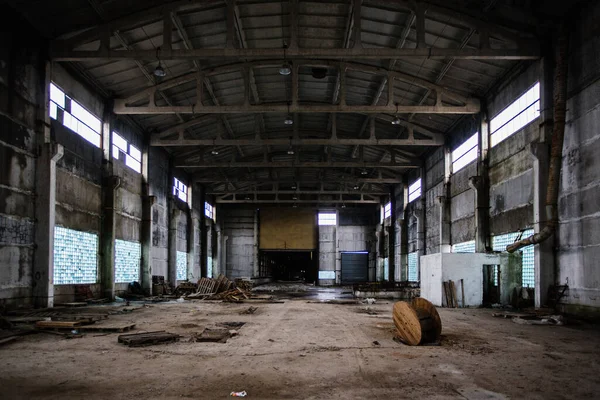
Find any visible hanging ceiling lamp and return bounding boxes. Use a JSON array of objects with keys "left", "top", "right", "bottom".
[{"left": 154, "top": 48, "right": 167, "bottom": 77}]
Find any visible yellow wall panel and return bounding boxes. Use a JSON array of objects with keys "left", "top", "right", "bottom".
[{"left": 259, "top": 208, "right": 316, "bottom": 250}]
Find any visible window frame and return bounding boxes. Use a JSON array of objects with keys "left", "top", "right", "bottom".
[
  {"left": 318, "top": 212, "right": 337, "bottom": 226},
  {"left": 173, "top": 177, "right": 188, "bottom": 203},
  {"left": 112, "top": 131, "right": 142, "bottom": 173},
  {"left": 205, "top": 202, "right": 215, "bottom": 221},
  {"left": 383, "top": 202, "right": 391, "bottom": 219},
  {"left": 408, "top": 178, "right": 422, "bottom": 203},
  {"left": 451, "top": 133, "right": 478, "bottom": 173},
  {"left": 490, "top": 82, "right": 540, "bottom": 147}
]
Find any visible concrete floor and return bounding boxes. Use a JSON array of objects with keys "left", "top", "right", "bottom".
[{"left": 1, "top": 286, "right": 599, "bottom": 399}]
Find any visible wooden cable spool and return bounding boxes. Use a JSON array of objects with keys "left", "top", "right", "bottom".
[{"left": 393, "top": 298, "right": 442, "bottom": 346}]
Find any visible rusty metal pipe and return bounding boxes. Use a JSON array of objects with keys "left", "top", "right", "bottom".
[{"left": 507, "top": 24, "right": 569, "bottom": 253}]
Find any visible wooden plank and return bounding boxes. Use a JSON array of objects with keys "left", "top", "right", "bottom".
[
  {"left": 36, "top": 321, "right": 82, "bottom": 329},
  {"left": 449, "top": 280, "right": 458, "bottom": 308},
  {"left": 460, "top": 278, "right": 465, "bottom": 308},
  {"left": 78, "top": 323, "right": 136, "bottom": 333},
  {"left": 54, "top": 302, "right": 88, "bottom": 307},
  {"left": 118, "top": 331, "right": 180, "bottom": 347},
  {"left": 442, "top": 282, "right": 450, "bottom": 307}
]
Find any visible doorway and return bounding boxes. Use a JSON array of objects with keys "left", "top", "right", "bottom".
[
  {"left": 341, "top": 252, "right": 369, "bottom": 284},
  {"left": 483, "top": 264, "right": 500, "bottom": 305},
  {"left": 260, "top": 250, "right": 318, "bottom": 283}
]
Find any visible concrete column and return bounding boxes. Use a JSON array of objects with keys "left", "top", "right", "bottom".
[
  {"left": 533, "top": 54, "right": 555, "bottom": 308},
  {"left": 437, "top": 194, "right": 451, "bottom": 253},
  {"left": 101, "top": 175, "right": 121, "bottom": 301},
  {"left": 187, "top": 213, "right": 197, "bottom": 281},
  {"left": 471, "top": 110, "right": 491, "bottom": 253},
  {"left": 389, "top": 186, "right": 396, "bottom": 282},
  {"left": 334, "top": 224, "right": 340, "bottom": 284},
  {"left": 33, "top": 143, "right": 64, "bottom": 308},
  {"left": 168, "top": 206, "right": 181, "bottom": 285},
  {"left": 215, "top": 225, "right": 222, "bottom": 277},
  {"left": 253, "top": 209, "right": 259, "bottom": 278},
  {"left": 416, "top": 167, "right": 426, "bottom": 280},
  {"left": 399, "top": 179, "right": 409, "bottom": 281},
  {"left": 141, "top": 194, "right": 155, "bottom": 294},
  {"left": 199, "top": 185, "right": 207, "bottom": 277}
]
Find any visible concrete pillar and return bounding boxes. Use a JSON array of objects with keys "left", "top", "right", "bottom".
[
  {"left": 416, "top": 166, "right": 426, "bottom": 280},
  {"left": 471, "top": 110, "right": 491, "bottom": 253},
  {"left": 399, "top": 179, "right": 409, "bottom": 281},
  {"left": 101, "top": 175, "right": 121, "bottom": 301},
  {"left": 187, "top": 213, "right": 197, "bottom": 281},
  {"left": 253, "top": 209, "right": 259, "bottom": 278},
  {"left": 215, "top": 223, "right": 222, "bottom": 277},
  {"left": 33, "top": 143, "right": 64, "bottom": 308},
  {"left": 199, "top": 185, "right": 207, "bottom": 278},
  {"left": 533, "top": 54, "right": 555, "bottom": 308},
  {"left": 389, "top": 186, "right": 396, "bottom": 282},
  {"left": 141, "top": 194, "right": 155, "bottom": 294},
  {"left": 437, "top": 194, "right": 451, "bottom": 253},
  {"left": 334, "top": 224, "right": 340, "bottom": 284},
  {"left": 168, "top": 206, "right": 181, "bottom": 285}
]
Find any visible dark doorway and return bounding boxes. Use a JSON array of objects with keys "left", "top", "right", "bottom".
[
  {"left": 482, "top": 264, "right": 501, "bottom": 305},
  {"left": 341, "top": 252, "right": 369, "bottom": 284},
  {"left": 261, "top": 251, "right": 318, "bottom": 283}
]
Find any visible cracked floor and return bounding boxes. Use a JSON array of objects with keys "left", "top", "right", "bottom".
[{"left": 1, "top": 289, "right": 600, "bottom": 399}]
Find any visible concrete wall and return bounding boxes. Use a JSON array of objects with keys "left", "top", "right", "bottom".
[
  {"left": 222, "top": 207, "right": 255, "bottom": 278},
  {"left": 148, "top": 147, "right": 170, "bottom": 278},
  {"left": 0, "top": 10, "right": 42, "bottom": 305},
  {"left": 557, "top": 1, "right": 600, "bottom": 316}
]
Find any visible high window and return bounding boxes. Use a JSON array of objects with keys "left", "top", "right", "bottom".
[
  {"left": 112, "top": 132, "right": 142, "bottom": 173},
  {"left": 173, "top": 178, "right": 188, "bottom": 202},
  {"left": 408, "top": 179, "right": 422, "bottom": 203},
  {"left": 451, "top": 240, "right": 476, "bottom": 253},
  {"left": 318, "top": 212, "right": 337, "bottom": 226},
  {"left": 492, "top": 229, "right": 535, "bottom": 288},
  {"left": 49, "top": 83, "right": 102, "bottom": 148},
  {"left": 176, "top": 251, "right": 188, "bottom": 281},
  {"left": 205, "top": 202, "right": 215, "bottom": 220},
  {"left": 407, "top": 252, "right": 418, "bottom": 282},
  {"left": 114, "top": 240, "right": 141, "bottom": 283},
  {"left": 490, "top": 82, "right": 540, "bottom": 147},
  {"left": 383, "top": 202, "right": 392, "bottom": 219},
  {"left": 452, "top": 133, "right": 478, "bottom": 173}
]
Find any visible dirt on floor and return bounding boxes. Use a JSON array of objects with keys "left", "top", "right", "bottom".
[{"left": 1, "top": 287, "right": 600, "bottom": 399}]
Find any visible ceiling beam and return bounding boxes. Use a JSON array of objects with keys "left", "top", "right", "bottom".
[
  {"left": 115, "top": 101, "right": 480, "bottom": 115},
  {"left": 209, "top": 190, "right": 388, "bottom": 195},
  {"left": 53, "top": 47, "right": 539, "bottom": 62},
  {"left": 215, "top": 198, "right": 380, "bottom": 204},
  {"left": 154, "top": 136, "right": 444, "bottom": 147},
  {"left": 195, "top": 177, "right": 401, "bottom": 184},
  {"left": 178, "top": 160, "right": 418, "bottom": 169}
]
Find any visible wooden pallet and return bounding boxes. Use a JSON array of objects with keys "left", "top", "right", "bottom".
[
  {"left": 78, "top": 323, "right": 137, "bottom": 333},
  {"left": 118, "top": 331, "right": 180, "bottom": 347},
  {"left": 36, "top": 320, "right": 83, "bottom": 329}
]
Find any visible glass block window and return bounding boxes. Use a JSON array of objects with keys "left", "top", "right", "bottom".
[
  {"left": 383, "top": 202, "right": 391, "bottom": 219},
  {"left": 207, "top": 256, "right": 213, "bottom": 278},
  {"left": 452, "top": 133, "right": 478, "bottom": 173},
  {"left": 492, "top": 229, "right": 535, "bottom": 288},
  {"left": 176, "top": 251, "right": 187, "bottom": 281},
  {"left": 112, "top": 132, "right": 141, "bottom": 173},
  {"left": 408, "top": 179, "right": 421, "bottom": 203},
  {"left": 383, "top": 258, "right": 389, "bottom": 281},
  {"left": 451, "top": 240, "right": 476, "bottom": 253},
  {"left": 173, "top": 178, "right": 188, "bottom": 203},
  {"left": 53, "top": 226, "right": 98, "bottom": 284},
  {"left": 205, "top": 202, "right": 215, "bottom": 220},
  {"left": 115, "top": 239, "right": 141, "bottom": 283},
  {"left": 318, "top": 212, "right": 337, "bottom": 226},
  {"left": 490, "top": 82, "right": 540, "bottom": 147},
  {"left": 49, "top": 83, "right": 102, "bottom": 148},
  {"left": 408, "top": 252, "right": 418, "bottom": 281}
]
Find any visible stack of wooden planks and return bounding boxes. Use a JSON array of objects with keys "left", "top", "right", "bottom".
[
  {"left": 118, "top": 331, "right": 180, "bottom": 347},
  {"left": 442, "top": 279, "right": 465, "bottom": 308},
  {"left": 186, "top": 274, "right": 236, "bottom": 299}
]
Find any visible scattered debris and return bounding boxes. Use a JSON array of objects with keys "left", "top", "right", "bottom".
[
  {"left": 54, "top": 302, "right": 88, "bottom": 308},
  {"left": 442, "top": 280, "right": 460, "bottom": 308},
  {"left": 393, "top": 298, "right": 442, "bottom": 346},
  {"left": 512, "top": 315, "right": 565, "bottom": 325},
  {"left": 372, "top": 340, "right": 380, "bottom": 346},
  {"left": 193, "top": 328, "right": 231, "bottom": 343},
  {"left": 240, "top": 306, "right": 258, "bottom": 315},
  {"left": 365, "top": 298, "right": 376, "bottom": 305},
  {"left": 230, "top": 391, "right": 247, "bottom": 397},
  {"left": 217, "top": 322, "right": 246, "bottom": 329},
  {"left": 118, "top": 331, "right": 180, "bottom": 347}
]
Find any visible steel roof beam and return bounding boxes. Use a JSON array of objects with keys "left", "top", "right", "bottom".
[
  {"left": 209, "top": 190, "right": 388, "bottom": 195},
  {"left": 154, "top": 136, "right": 443, "bottom": 147},
  {"left": 177, "top": 161, "right": 418, "bottom": 169},
  {"left": 194, "top": 177, "right": 401, "bottom": 183}
]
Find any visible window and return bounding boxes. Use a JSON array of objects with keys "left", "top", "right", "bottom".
[
  {"left": 383, "top": 202, "right": 391, "bottom": 219},
  {"left": 318, "top": 212, "right": 337, "bottom": 226},
  {"left": 452, "top": 133, "right": 478, "bottom": 173},
  {"left": 176, "top": 251, "right": 188, "bottom": 281},
  {"left": 207, "top": 256, "right": 213, "bottom": 278},
  {"left": 115, "top": 240, "right": 141, "bottom": 283},
  {"left": 490, "top": 82, "right": 540, "bottom": 147},
  {"left": 112, "top": 132, "right": 142, "bottom": 173},
  {"left": 205, "top": 202, "right": 215, "bottom": 220},
  {"left": 49, "top": 83, "right": 102, "bottom": 148},
  {"left": 451, "top": 240, "right": 476, "bottom": 253},
  {"left": 408, "top": 179, "right": 422, "bottom": 203},
  {"left": 408, "top": 252, "right": 418, "bottom": 281},
  {"left": 173, "top": 178, "right": 188, "bottom": 202},
  {"left": 53, "top": 226, "right": 98, "bottom": 284},
  {"left": 492, "top": 229, "right": 535, "bottom": 287},
  {"left": 383, "top": 258, "right": 389, "bottom": 281}
]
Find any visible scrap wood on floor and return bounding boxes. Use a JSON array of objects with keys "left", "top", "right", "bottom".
[{"left": 118, "top": 331, "right": 180, "bottom": 347}]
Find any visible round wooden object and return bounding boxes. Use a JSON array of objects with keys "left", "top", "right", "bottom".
[{"left": 393, "top": 298, "right": 442, "bottom": 346}]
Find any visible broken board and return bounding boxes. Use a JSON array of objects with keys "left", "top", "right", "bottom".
[
  {"left": 193, "top": 328, "right": 231, "bottom": 343},
  {"left": 118, "top": 331, "right": 180, "bottom": 347}
]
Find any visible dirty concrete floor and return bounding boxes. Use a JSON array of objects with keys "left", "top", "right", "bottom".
[{"left": 1, "top": 289, "right": 600, "bottom": 399}]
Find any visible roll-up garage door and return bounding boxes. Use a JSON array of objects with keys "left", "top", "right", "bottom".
[
  {"left": 259, "top": 208, "right": 316, "bottom": 250},
  {"left": 341, "top": 252, "right": 369, "bottom": 283}
]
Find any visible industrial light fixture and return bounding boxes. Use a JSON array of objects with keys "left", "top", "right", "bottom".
[
  {"left": 361, "top": 169, "right": 368, "bottom": 175},
  {"left": 211, "top": 149, "right": 219, "bottom": 155},
  {"left": 291, "top": 184, "right": 297, "bottom": 190},
  {"left": 391, "top": 116, "right": 402, "bottom": 125},
  {"left": 292, "top": 203, "right": 298, "bottom": 208},
  {"left": 284, "top": 103, "right": 294, "bottom": 125},
  {"left": 292, "top": 195, "right": 298, "bottom": 200},
  {"left": 244, "top": 195, "right": 251, "bottom": 200},
  {"left": 154, "top": 47, "right": 167, "bottom": 77},
  {"left": 279, "top": 62, "right": 292, "bottom": 76},
  {"left": 341, "top": 203, "right": 346, "bottom": 208},
  {"left": 353, "top": 184, "right": 360, "bottom": 190},
  {"left": 287, "top": 136, "right": 294, "bottom": 155}
]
